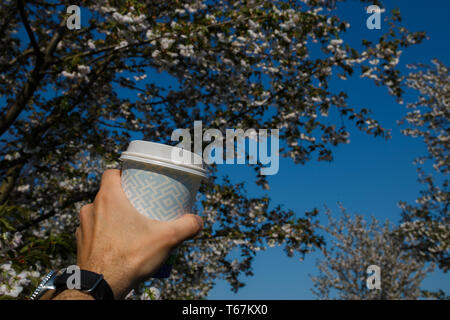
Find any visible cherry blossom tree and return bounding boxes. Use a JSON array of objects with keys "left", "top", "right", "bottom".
[
  {"left": 398, "top": 59, "right": 449, "bottom": 272},
  {"left": 310, "top": 207, "right": 434, "bottom": 300},
  {"left": 310, "top": 61, "right": 449, "bottom": 300},
  {"left": 0, "top": 0, "right": 427, "bottom": 299}
]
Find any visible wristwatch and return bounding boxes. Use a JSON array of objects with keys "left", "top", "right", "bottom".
[{"left": 30, "top": 268, "right": 114, "bottom": 300}]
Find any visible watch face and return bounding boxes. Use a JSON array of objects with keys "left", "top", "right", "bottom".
[{"left": 30, "top": 270, "right": 57, "bottom": 300}]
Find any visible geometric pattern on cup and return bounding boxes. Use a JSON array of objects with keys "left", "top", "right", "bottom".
[{"left": 121, "top": 160, "right": 201, "bottom": 221}]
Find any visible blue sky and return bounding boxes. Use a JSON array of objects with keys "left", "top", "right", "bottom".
[{"left": 206, "top": 0, "right": 450, "bottom": 299}]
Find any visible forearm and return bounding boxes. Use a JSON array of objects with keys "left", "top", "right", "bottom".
[
  {"left": 52, "top": 290, "right": 94, "bottom": 300},
  {"left": 40, "top": 289, "right": 94, "bottom": 300}
]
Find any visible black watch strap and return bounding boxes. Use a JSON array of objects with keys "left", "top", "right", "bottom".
[{"left": 54, "top": 269, "right": 114, "bottom": 300}]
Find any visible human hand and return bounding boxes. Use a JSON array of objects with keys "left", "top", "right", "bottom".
[{"left": 74, "top": 169, "right": 203, "bottom": 299}]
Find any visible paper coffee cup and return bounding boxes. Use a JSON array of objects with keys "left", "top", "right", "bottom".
[{"left": 119, "top": 140, "right": 206, "bottom": 278}]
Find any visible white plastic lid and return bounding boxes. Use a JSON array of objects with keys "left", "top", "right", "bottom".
[{"left": 119, "top": 140, "right": 206, "bottom": 178}]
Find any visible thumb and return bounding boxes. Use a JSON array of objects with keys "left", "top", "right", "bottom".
[{"left": 166, "top": 214, "right": 203, "bottom": 244}]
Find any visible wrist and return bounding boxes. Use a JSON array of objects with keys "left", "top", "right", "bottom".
[
  {"left": 52, "top": 289, "right": 94, "bottom": 300},
  {"left": 78, "top": 263, "right": 136, "bottom": 300},
  {"left": 47, "top": 267, "right": 116, "bottom": 300}
]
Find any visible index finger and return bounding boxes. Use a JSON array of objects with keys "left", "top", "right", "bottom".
[{"left": 97, "top": 169, "right": 124, "bottom": 199}]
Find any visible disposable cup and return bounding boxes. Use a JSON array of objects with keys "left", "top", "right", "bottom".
[{"left": 119, "top": 140, "right": 205, "bottom": 278}]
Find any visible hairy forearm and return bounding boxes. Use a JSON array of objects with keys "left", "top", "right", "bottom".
[
  {"left": 39, "top": 289, "right": 94, "bottom": 300},
  {"left": 52, "top": 290, "right": 94, "bottom": 300}
]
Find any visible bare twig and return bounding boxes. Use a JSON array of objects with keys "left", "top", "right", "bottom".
[{"left": 17, "top": 0, "right": 42, "bottom": 61}]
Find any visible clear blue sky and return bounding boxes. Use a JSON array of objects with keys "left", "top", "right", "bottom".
[{"left": 205, "top": 0, "right": 450, "bottom": 299}]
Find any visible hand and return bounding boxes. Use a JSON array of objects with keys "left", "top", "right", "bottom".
[{"left": 74, "top": 169, "right": 203, "bottom": 299}]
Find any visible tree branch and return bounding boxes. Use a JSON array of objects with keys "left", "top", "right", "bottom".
[
  {"left": 17, "top": 0, "right": 42, "bottom": 61},
  {"left": 0, "top": 15, "right": 67, "bottom": 137},
  {"left": 0, "top": 48, "right": 34, "bottom": 74},
  {"left": 59, "top": 13, "right": 259, "bottom": 64},
  {"left": 0, "top": 163, "right": 23, "bottom": 205},
  {"left": 26, "top": 52, "right": 116, "bottom": 143},
  {"left": 0, "top": 53, "right": 116, "bottom": 208},
  {"left": 16, "top": 190, "right": 97, "bottom": 232}
]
